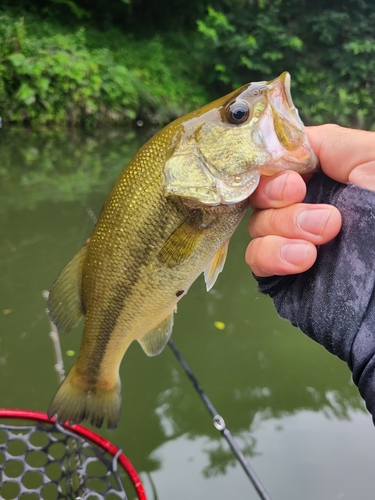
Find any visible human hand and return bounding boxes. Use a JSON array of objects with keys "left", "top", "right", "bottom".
[{"left": 246, "top": 125, "right": 375, "bottom": 277}]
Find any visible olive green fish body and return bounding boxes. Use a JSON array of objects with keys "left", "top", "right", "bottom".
[
  {"left": 78, "top": 159, "right": 247, "bottom": 387},
  {"left": 47, "top": 72, "right": 318, "bottom": 428}
]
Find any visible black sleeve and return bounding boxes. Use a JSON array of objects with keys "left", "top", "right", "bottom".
[{"left": 254, "top": 172, "right": 375, "bottom": 421}]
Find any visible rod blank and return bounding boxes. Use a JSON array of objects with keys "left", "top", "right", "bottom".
[{"left": 167, "top": 338, "right": 272, "bottom": 500}]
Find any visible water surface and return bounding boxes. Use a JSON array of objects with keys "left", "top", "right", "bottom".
[{"left": 1, "top": 128, "right": 374, "bottom": 499}]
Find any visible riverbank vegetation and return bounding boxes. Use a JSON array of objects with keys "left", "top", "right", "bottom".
[{"left": 0, "top": 0, "right": 374, "bottom": 129}]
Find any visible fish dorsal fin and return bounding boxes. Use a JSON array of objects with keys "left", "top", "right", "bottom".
[
  {"left": 138, "top": 310, "right": 175, "bottom": 356},
  {"left": 204, "top": 239, "right": 229, "bottom": 291},
  {"left": 158, "top": 211, "right": 204, "bottom": 268},
  {"left": 47, "top": 244, "right": 88, "bottom": 334}
]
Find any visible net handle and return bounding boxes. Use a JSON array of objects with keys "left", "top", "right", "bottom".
[{"left": 0, "top": 409, "right": 147, "bottom": 500}]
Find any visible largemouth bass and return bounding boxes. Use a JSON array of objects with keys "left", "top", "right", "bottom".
[{"left": 47, "top": 72, "right": 317, "bottom": 428}]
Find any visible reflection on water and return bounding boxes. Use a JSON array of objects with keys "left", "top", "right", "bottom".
[
  {"left": 148, "top": 410, "right": 375, "bottom": 500},
  {"left": 0, "top": 127, "right": 141, "bottom": 210},
  {"left": 1, "top": 128, "right": 375, "bottom": 499}
]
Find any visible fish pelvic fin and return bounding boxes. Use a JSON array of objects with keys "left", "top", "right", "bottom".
[
  {"left": 204, "top": 239, "right": 229, "bottom": 292},
  {"left": 47, "top": 244, "right": 88, "bottom": 334},
  {"left": 138, "top": 309, "right": 175, "bottom": 356},
  {"left": 47, "top": 365, "right": 121, "bottom": 429}
]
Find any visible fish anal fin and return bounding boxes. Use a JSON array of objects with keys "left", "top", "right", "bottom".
[
  {"left": 47, "top": 365, "right": 122, "bottom": 429},
  {"left": 204, "top": 239, "right": 229, "bottom": 291},
  {"left": 158, "top": 211, "right": 205, "bottom": 267},
  {"left": 138, "top": 310, "right": 175, "bottom": 356},
  {"left": 47, "top": 244, "right": 87, "bottom": 334}
]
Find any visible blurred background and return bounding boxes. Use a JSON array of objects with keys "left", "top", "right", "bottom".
[
  {"left": 0, "top": 0, "right": 375, "bottom": 130},
  {"left": 1, "top": 1, "right": 375, "bottom": 499}
]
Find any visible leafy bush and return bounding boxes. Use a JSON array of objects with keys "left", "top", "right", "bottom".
[
  {"left": 0, "top": 1, "right": 375, "bottom": 129},
  {"left": 115, "top": 36, "right": 207, "bottom": 124},
  {"left": 0, "top": 16, "right": 141, "bottom": 126},
  {"left": 194, "top": 1, "right": 375, "bottom": 129},
  {"left": 0, "top": 14, "right": 206, "bottom": 127}
]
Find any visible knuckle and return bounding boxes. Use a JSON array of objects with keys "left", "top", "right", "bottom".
[
  {"left": 246, "top": 239, "right": 263, "bottom": 273},
  {"left": 246, "top": 237, "right": 274, "bottom": 277},
  {"left": 268, "top": 208, "right": 284, "bottom": 234}
]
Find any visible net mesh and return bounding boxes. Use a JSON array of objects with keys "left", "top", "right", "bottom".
[{"left": 0, "top": 419, "right": 133, "bottom": 500}]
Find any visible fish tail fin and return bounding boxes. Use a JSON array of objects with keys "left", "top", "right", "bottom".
[{"left": 47, "top": 365, "right": 122, "bottom": 429}]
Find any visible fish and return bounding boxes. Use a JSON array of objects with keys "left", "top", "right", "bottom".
[{"left": 47, "top": 72, "right": 317, "bottom": 428}]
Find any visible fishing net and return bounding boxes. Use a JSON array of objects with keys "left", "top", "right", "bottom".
[{"left": 0, "top": 409, "right": 146, "bottom": 500}]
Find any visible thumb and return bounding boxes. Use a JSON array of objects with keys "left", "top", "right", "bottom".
[
  {"left": 306, "top": 125, "right": 375, "bottom": 188},
  {"left": 348, "top": 161, "right": 375, "bottom": 190}
]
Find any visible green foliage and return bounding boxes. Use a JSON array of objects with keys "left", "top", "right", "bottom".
[
  {"left": 116, "top": 36, "right": 207, "bottom": 124},
  {"left": 196, "top": 3, "right": 304, "bottom": 87},
  {"left": 50, "top": 0, "right": 90, "bottom": 19},
  {"left": 298, "top": 5, "right": 375, "bottom": 128},
  {"left": 0, "top": 1, "right": 375, "bottom": 129},
  {"left": 0, "top": 16, "right": 139, "bottom": 126},
  {"left": 0, "top": 13, "right": 206, "bottom": 127},
  {"left": 194, "top": 1, "right": 375, "bottom": 128}
]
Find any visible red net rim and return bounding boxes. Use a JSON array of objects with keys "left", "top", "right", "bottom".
[{"left": 0, "top": 408, "right": 147, "bottom": 500}]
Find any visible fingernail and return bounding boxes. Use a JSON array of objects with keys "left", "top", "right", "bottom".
[
  {"left": 297, "top": 208, "right": 331, "bottom": 236},
  {"left": 264, "top": 172, "right": 289, "bottom": 201},
  {"left": 281, "top": 242, "right": 311, "bottom": 265}
]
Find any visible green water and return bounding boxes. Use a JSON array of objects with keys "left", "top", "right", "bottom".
[{"left": 1, "top": 128, "right": 375, "bottom": 500}]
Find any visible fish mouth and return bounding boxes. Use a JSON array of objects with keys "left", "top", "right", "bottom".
[
  {"left": 276, "top": 73, "right": 301, "bottom": 122},
  {"left": 257, "top": 72, "right": 318, "bottom": 172},
  {"left": 268, "top": 72, "right": 303, "bottom": 130}
]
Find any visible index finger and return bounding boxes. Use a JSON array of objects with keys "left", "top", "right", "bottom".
[{"left": 306, "top": 125, "right": 375, "bottom": 187}]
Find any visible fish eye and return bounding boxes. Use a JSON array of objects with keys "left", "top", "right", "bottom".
[{"left": 225, "top": 100, "right": 250, "bottom": 125}]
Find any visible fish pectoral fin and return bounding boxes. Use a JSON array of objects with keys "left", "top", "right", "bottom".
[
  {"left": 204, "top": 239, "right": 229, "bottom": 292},
  {"left": 158, "top": 211, "right": 205, "bottom": 267},
  {"left": 47, "top": 244, "right": 88, "bottom": 334},
  {"left": 138, "top": 310, "right": 175, "bottom": 356}
]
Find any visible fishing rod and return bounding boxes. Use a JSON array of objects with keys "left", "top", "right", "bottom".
[{"left": 167, "top": 338, "right": 272, "bottom": 500}]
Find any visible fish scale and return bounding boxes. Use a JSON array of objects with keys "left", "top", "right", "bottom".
[{"left": 47, "top": 72, "right": 318, "bottom": 428}]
